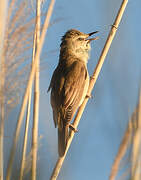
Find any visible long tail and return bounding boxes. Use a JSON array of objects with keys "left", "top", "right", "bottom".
[{"left": 58, "top": 124, "right": 69, "bottom": 157}]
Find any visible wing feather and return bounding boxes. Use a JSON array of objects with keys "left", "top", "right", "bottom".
[{"left": 62, "top": 60, "right": 87, "bottom": 122}]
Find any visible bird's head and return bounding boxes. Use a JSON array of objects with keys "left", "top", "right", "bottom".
[{"left": 60, "top": 29, "right": 99, "bottom": 63}]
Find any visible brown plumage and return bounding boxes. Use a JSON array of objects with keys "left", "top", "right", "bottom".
[{"left": 48, "top": 29, "right": 98, "bottom": 156}]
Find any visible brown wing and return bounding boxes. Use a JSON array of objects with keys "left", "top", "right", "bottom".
[
  {"left": 48, "top": 65, "right": 65, "bottom": 127},
  {"left": 61, "top": 60, "right": 87, "bottom": 124}
]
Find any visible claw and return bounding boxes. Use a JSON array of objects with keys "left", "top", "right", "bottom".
[
  {"left": 69, "top": 124, "right": 78, "bottom": 133},
  {"left": 86, "top": 94, "right": 93, "bottom": 99}
]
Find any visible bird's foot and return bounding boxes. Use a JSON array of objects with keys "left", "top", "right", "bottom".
[
  {"left": 86, "top": 94, "right": 93, "bottom": 99},
  {"left": 69, "top": 124, "right": 78, "bottom": 133}
]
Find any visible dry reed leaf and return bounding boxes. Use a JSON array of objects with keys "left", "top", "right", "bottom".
[{"left": 109, "top": 90, "right": 141, "bottom": 180}]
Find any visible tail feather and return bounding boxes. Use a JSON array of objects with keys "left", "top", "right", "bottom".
[{"left": 58, "top": 125, "right": 69, "bottom": 157}]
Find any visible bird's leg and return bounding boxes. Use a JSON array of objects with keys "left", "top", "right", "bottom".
[{"left": 69, "top": 124, "right": 78, "bottom": 133}]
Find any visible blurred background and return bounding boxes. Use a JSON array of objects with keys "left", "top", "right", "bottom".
[{"left": 3, "top": 0, "right": 141, "bottom": 179}]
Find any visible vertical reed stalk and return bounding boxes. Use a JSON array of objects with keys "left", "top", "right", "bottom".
[
  {"left": 19, "top": 32, "right": 37, "bottom": 180},
  {"left": 109, "top": 120, "right": 133, "bottom": 180},
  {"left": 19, "top": 92, "right": 32, "bottom": 180},
  {"left": 32, "top": 0, "right": 40, "bottom": 179},
  {"left": 0, "top": 1, "right": 8, "bottom": 179},
  {"left": 131, "top": 92, "right": 141, "bottom": 180},
  {"left": 50, "top": 0, "right": 128, "bottom": 179},
  {"left": 0, "top": 59, "right": 5, "bottom": 180}
]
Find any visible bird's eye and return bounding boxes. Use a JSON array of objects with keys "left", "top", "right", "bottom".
[{"left": 78, "top": 37, "right": 84, "bottom": 41}]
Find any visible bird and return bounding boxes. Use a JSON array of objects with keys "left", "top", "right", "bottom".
[{"left": 48, "top": 29, "right": 98, "bottom": 157}]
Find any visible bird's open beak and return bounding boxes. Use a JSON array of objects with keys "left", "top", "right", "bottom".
[
  {"left": 86, "top": 31, "right": 99, "bottom": 42},
  {"left": 88, "top": 31, "right": 99, "bottom": 36}
]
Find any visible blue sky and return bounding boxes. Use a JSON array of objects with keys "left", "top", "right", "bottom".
[{"left": 37, "top": 0, "right": 141, "bottom": 179}]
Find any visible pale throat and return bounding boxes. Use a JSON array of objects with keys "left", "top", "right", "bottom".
[{"left": 72, "top": 47, "right": 91, "bottom": 63}]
